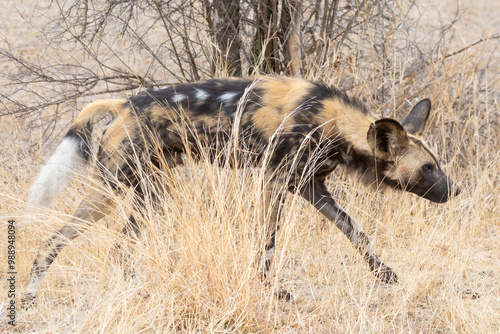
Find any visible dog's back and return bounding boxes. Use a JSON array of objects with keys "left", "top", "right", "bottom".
[{"left": 97, "top": 76, "right": 373, "bottom": 173}]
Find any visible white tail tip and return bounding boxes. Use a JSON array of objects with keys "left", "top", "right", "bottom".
[{"left": 27, "top": 137, "right": 84, "bottom": 209}]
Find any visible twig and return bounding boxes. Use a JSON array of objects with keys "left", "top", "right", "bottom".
[{"left": 445, "top": 34, "right": 500, "bottom": 59}]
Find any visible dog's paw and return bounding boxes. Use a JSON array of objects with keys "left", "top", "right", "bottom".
[
  {"left": 21, "top": 293, "right": 37, "bottom": 309},
  {"left": 374, "top": 264, "right": 398, "bottom": 284},
  {"left": 276, "top": 289, "right": 293, "bottom": 301}
]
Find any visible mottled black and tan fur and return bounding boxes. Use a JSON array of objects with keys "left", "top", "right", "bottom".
[{"left": 24, "top": 76, "right": 460, "bottom": 304}]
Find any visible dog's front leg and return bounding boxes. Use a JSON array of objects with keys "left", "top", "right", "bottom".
[{"left": 298, "top": 178, "right": 397, "bottom": 283}]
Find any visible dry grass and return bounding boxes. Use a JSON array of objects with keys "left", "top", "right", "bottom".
[{"left": 1, "top": 1, "right": 499, "bottom": 333}]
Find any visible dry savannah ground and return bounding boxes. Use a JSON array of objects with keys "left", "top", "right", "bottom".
[{"left": 0, "top": 0, "right": 499, "bottom": 333}]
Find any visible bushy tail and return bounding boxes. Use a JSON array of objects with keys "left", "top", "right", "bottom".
[{"left": 28, "top": 99, "right": 127, "bottom": 208}]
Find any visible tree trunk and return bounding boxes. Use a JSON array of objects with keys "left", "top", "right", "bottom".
[
  {"left": 213, "top": 0, "right": 242, "bottom": 76},
  {"left": 280, "top": 0, "right": 302, "bottom": 76}
]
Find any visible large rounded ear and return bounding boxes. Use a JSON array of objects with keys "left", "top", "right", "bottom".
[
  {"left": 367, "top": 119, "right": 409, "bottom": 156},
  {"left": 402, "top": 99, "right": 431, "bottom": 135}
]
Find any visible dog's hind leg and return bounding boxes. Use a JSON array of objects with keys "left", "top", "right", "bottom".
[
  {"left": 23, "top": 189, "right": 117, "bottom": 306},
  {"left": 113, "top": 168, "right": 169, "bottom": 276},
  {"left": 113, "top": 189, "right": 157, "bottom": 276},
  {"left": 259, "top": 171, "right": 291, "bottom": 300},
  {"left": 260, "top": 182, "right": 286, "bottom": 278},
  {"left": 112, "top": 199, "right": 147, "bottom": 277}
]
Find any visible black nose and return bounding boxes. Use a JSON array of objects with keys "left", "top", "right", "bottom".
[{"left": 454, "top": 186, "right": 461, "bottom": 197}]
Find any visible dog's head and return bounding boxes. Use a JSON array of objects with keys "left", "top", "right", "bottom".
[{"left": 367, "top": 99, "right": 460, "bottom": 203}]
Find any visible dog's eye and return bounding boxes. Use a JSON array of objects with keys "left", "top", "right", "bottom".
[{"left": 422, "top": 163, "right": 433, "bottom": 172}]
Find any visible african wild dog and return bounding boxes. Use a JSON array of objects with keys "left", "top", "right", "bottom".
[{"left": 23, "top": 76, "right": 460, "bottom": 305}]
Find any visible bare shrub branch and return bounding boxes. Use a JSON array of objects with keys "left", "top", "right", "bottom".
[{"left": 0, "top": 0, "right": 498, "bottom": 141}]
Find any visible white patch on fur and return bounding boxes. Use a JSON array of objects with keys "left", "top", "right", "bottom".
[
  {"left": 218, "top": 92, "right": 237, "bottom": 103},
  {"left": 27, "top": 137, "right": 84, "bottom": 209},
  {"left": 172, "top": 94, "right": 186, "bottom": 103},
  {"left": 195, "top": 88, "right": 209, "bottom": 101}
]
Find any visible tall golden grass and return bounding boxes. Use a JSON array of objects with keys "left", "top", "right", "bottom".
[{"left": 1, "top": 2, "right": 499, "bottom": 333}]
